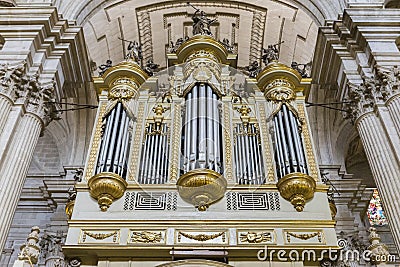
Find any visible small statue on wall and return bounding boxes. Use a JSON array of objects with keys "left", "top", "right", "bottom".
[
  {"left": 244, "top": 61, "right": 261, "bottom": 78},
  {"left": 262, "top": 41, "right": 284, "bottom": 65},
  {"left": 188, "top": 2, "right": 217, "bottom": 36},
  {"left": 144, "top": 59, "right": 159, "bottom": 76},
  {"left": 98, "top": 60, "right": 112, "bottom": 76},
  {"left": 125, "top": 40, "right": 143, "bottom": 62}
]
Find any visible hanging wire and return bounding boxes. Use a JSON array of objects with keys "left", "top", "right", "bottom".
[{"left": 305, "top": 101, "right": 353, "bottom": 112}]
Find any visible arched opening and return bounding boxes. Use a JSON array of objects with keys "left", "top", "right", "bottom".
[{"left": 385, "top": 0, "right": 400, "bottom": 8}]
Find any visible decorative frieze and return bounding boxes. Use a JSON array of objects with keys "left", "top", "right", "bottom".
[
  {"left": 285, "top": 230, "right": 323, "bottom": 244},
  {"left": 226, "top": 192, "right": 280, "bottom": 211}
]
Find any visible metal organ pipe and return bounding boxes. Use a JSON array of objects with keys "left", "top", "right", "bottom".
[
  {"left": 138, "top": 123, "right": 171, "bottom": 184},
  {"left": 181, "top": 83, "right": 223, "bottom": 174},
  {"left": 233, "top": 123, "right": 266, "bottom": 185},
  {"left": 272, "top": 104, "right": 308, "bottom": 179},
  {"left": 96, "top": 102, "right": 133, "bottom": 179}
]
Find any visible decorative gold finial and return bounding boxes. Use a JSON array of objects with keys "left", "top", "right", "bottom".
[
  {"left": 88, "top": 172, "right": 128, "bottom": 211},
  {"left": 276, "top": 173, "right": 316, "bottom": 212}
]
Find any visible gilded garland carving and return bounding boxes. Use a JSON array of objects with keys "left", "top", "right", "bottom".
[
  {"left": 169, "top": 104, "right": 181, "bottom": 182},
  {"left": 82, "top": 231, "right": 118, "bottom": 242},
  {"left": 286, "top": 232, "right": 322, "bottom": 243},
  {"left": 128, "top": 102, "right": 145, "bottom": 181},
  {"left": 178, "top": 231, "right": 225, "bottom": 242},
  {"left": 297, "top": 103, "right": 318, "bottom": 180},
  {"left": 223, "top": 104, "right": 233, "bottom": 181},
  {"left": 239, "top": 232, "right": 272, "bottom": 243},
  {"left": 258, "top": 105, "right": 275, "bottom": 182},
  {"left": 130, "top": 231, "right": 163, "bottom": 243},
  {"left": 85, "top": 102, "right": 107, "bottom": 180}
]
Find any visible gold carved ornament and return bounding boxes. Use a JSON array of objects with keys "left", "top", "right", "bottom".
[
  {"left": 297, "top": 103, "right": 319, "bottom": 180},
  {"left": 240, "top": 232, "right": 272, "bottom": 243},
  {"left": 178, "top": 231, "right": 225, "bottom": 242},
  {"left": 82, "top": 231, "right": 118, "bottom": 242},
  {"left": 85, "top": 102, "right": 108, "bottom": 181},
  {"left": 258, "top": 105, "right": 275, "bottom": 182},
  {"left": 286, "top": 232, "right": 322, "bottom": 243},
  {"left": 128, "top": 102, "right": 145, "bottom": 180},
  {"left": 169, "top": 104, "right": 182, "bottom": 182},
  {"left": 130, "top": 231, "right": 162, "bottom": 243},
  {"left": 223, "top": 104, "right": 233, "bottom": 181}
]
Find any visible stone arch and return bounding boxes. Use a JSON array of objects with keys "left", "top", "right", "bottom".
[
  {"left": 58, "top": 0, "right": 345, "bottom": 27},
  {"left": 385, "top": 0, "right": 400, "bottom": 8}
]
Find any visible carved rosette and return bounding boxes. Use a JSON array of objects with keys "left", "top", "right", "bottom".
[
  {"left": 177, "top": 169, "right": 227, "bottom": 211},
  {"left": 88, "top": 172, "right": 128, "bottom": 211},
  {"left": 276, "top": 172, "right": 316, "bottom": 212}
]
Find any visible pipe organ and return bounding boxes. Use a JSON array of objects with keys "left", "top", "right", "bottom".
[
  {"left": 233, "top": 122, "right": 265, "bottom": 185},
  {"left": 65, "top": 34, "right": 338, "bottom": 266},
  {"left": 181, "top": 82, "right": 223, "bottom": 174},
  {"left": 271, "top": 104, "right": 308, "bottom": 179},
  {"left": 96, "top": 102, "right": 132, "bottom": 179},
  {"left": 138, "top": 122, "right": 170, "bottom": 184}
]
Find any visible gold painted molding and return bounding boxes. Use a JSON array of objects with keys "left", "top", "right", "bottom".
[{"left": 178, "top": 231, "right": 225, "bottom": 242}]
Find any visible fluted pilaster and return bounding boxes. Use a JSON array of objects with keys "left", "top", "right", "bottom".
[
  {"left": 386, "top": 94, "right": 400, "bottom": 136},
  {"left": 356, "top": 112, "right": 400, "bottom": 250},
  {"left": 0, "top": 113, "right": 42, "bottom": 252},
  {"left": 0, "top": 95, "right": 13, "bottom": 133}
]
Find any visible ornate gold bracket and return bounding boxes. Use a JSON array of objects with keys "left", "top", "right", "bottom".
[
  {"left": 177, "top": 169, "right": 227, "bottom": 211},
  {"left": 88, "top": 172, "right": 128, "bottom": 211},
  {"left": 276, "top": 172, "right": 316, "bottom": 212}
]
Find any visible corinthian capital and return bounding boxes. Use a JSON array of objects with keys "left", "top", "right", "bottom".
[
  {"left": 23, "top": 78, "right": 60, "bottom": 126},
  {"left": 376, "top": 65, "right": 400, "bottom": 99},
  {"left": 0, "top": 61, "right": 26, "bottom": 101}
]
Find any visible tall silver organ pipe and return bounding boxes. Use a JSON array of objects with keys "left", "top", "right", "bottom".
[
  {"left": 272, "top": 104, "right": 308, "bottom": 179},
  {"left": 96, "top": 102, "right": 132, "bottom": 179},
  {"left": 181, "top": 83, "right": 223, "bottom": 174},
  {"left": 233, "top": 124, "right": 265, "bottom": 184},
  {"left": 138, "top": 123, "right": 170, "bottom": 184}
]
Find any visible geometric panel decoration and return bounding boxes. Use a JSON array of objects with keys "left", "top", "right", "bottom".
[
  {"left": 123, "top": 191, "right": 177, "bottom": 211},
  {"left": 226, "top": 192, "right": 280, "bottom": 211},
  {"left": 367, "top": 189, "right": 388, "bottom": 226}
]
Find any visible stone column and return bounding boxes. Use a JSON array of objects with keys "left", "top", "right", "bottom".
[
  {"left": 345, "top": 73, "right": 400, "bottom": 251},
  {"left": 0, "top": 70, "right": 57, "bottom": 253}
]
